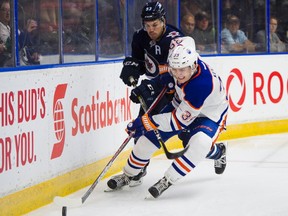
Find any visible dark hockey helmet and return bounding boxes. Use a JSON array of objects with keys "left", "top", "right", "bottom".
[{"left": 141, "top": 1, "right": 166, "bottom": 22}]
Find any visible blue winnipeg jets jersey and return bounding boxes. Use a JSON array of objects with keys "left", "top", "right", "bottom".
[{"left": 131, "top": 24, "right": 184, "bottom": 75}]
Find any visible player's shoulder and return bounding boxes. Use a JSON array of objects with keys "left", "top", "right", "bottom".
[
  {"left": 185, "top": 61, "right": 213, "bottom": 89},
  {"left": 132, "top": 28, "right": 151, "bottom": 44},
  {"left": 198, "top": 59, "right": 211, "bottom": 73},
  {"left": 164, "top": 24, "right": 184, "bottom": 38},
  {"left": 133, "top": 28, "right": 145, "bottom": 38},
  {"left": 166, "top": 24, "right": 183, "bottom": 33}
]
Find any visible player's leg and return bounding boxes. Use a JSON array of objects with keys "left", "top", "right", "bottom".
[
  {"left": 149, "top": 132, "right": 212, "bottom": 198},
  {"left": 179, "top": 130, "right": 226, "bottom": 174},
  {"left": 107, "top": 135, "right": 158, "bottom": 190}
]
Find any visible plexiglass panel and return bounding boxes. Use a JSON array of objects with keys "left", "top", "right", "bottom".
[
  {"left": 63, "top": 0, "right": 96, "bottom": 63},
  {"left": 98, "top": 0, "right": 124, "bottom": 60}
]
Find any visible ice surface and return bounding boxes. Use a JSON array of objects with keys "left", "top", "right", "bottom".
[{"left": 25, "top": 133, "right": 288, "bottom": 216}]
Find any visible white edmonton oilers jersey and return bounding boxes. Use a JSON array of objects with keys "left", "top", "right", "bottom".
[{"left": 152, "top": 59, "right": 228, "bottom": 132}]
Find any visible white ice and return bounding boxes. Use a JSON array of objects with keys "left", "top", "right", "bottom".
[{"left": 25, "top": 133, "right": 288, "bottom": 216}]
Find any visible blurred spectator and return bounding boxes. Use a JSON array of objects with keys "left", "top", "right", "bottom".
[
  {"left": 19, "top": 19, "right": 40, "bottom": 65},
  {"left": 98, "top": 0, "right": 123, "bottom": 58},
  {"left": 270, "top": 0, "right": 288, "bottom": 43},
  {"left": 99, "top": 17, "right": 123, "bottom": 57},
  {"left": 0, "top": 0, "right": 12, "bottom": 66},
  {"left": 39, "top": 0, "right": 58, "bottom": 54},
  {"left": 221, "top": 0, "right": 255, "bottom": 41},
  {"left": 0, "top": 0, "right": 40, "bottom": 67},
  {"left": 180, "top": 13, "right": 195, "bottom": 37},
  {"left": 180, "top": 0, "right": 206, "bottom": 17},
  {"left": 40, "top": 0, "right": 57, "bottom": 31},
  {"left": 256, "top": 16, "right": 286, "bottom": 52},
  {"left": 192, "top": 11, "right": 216, "bottom": 53},
  {"left": 62, "top": 0, "right": 94, "bottom": 54},
  {"left": 221, "top": 15, "right": 256, "bottom": 53}
]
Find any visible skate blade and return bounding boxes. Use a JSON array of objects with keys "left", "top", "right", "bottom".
[
  {"left": 144, "top": 193, "right": 155, "bottom": 200},
  {"left": 129, "top": 179, "right": 143, "bottom": 187},
  {"left": 104, "top": 187, "right": 124, "bottom": 192}
]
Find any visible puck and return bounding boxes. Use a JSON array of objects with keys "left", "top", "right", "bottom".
[{"left": 62, "top": 206, "right": 67, "bottom": 216}]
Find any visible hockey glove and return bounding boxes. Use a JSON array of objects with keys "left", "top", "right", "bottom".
[
  {"left": 130, "top": 79, "right": 162, "bottom": 104},
  {"left": 158, "top": 72, "right": 175, "bottom": 94},
  {"left": 120, "top": 57, "right": 145, "bottom": 86},
  {"left": 126, "top": 113, "right": 159, "bottom": 138},
  {"left": 178, "top": 129, "right": 191, "bottom": 148}
]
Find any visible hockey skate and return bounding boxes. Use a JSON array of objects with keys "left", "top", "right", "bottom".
[
  {"left": 214, "top": 142, "right": 227, "bottom": 174},
  {"left": 107, "top": 167, "right": 147, "bottom": 190},
  {"left": 148, "top": 176, "right": 172, "bottom": 198}
]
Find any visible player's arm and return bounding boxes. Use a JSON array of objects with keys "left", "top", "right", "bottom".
[
  {"left": 120, "top": 32, "right": 146, "bottom": 86},
  {"left": 152, "top": 100, "right": 200, "bottom": 132},
  {"left": 126, "top": 99, "right": 200, "bottom": 138}
]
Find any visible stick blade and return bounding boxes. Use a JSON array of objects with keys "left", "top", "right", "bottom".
[
  {"left": 53, "top": 196, "right": 83, "bottom": 208},
  {"left": 166, "top": 146, "right": 189, "bottom": 159}
]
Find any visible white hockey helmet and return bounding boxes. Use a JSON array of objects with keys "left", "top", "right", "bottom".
[{"left": 168, "top": 42, "right": 199, "bottom": 69}]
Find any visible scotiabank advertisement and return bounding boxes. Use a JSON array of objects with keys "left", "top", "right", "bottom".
[
  {"left": 0, "top": 64, "right": 139, "bottom": 197},
  {"left": 0, "top": 55, "right": 288, "bottom": 198}
]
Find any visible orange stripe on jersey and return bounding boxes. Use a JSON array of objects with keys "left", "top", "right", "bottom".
[
  {"left": 159, "top": 64, "right": 169, "bottom": 74},
  {"left": 175, "top": 158, "right": 191, "bottom": 172},
  {"left": 212, "top": 114, "right": 228, "bottom": 146},
  {"left": 129, "top": 155, "right": 146, "bottom": 167}
]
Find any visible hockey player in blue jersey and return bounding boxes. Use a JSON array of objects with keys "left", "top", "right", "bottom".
[
  {"left": 116, "top": 1, "right": 184, "bottom": 185},
  {"left": 107, "top": 36, "right": 228, "bottom": 198},
  {"left": 120, "top": 1, "right": 184, "bottom": 115}
]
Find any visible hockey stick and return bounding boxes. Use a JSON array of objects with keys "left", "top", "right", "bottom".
[
  {"left": 130, "top": 77, "right": 189, "bottom": 160},
  {"left": 54, "top": 133, "right": 134, "bottom": 207},
  {"left": 53, "top": 83, "right": 167, "bottom": 208}
]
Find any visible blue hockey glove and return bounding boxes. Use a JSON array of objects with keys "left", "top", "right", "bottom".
[
  {"left": 130, "top": 79, "right": 161, "bottom": 104},
  {"left": 120, "top": 57, "right": 145, "bottom": 86},
  {"left": 126, "top": 113, "right": 159, "bottom": 138}
]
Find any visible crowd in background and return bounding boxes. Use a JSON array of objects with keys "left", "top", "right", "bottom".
[
  {"left": 180, "top": 0, "right": 288, "bottom": 54},
  {"left": 0, "top": 0, "right": 287, "bottom": 67}
]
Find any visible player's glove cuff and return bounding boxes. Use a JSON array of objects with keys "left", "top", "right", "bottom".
[
  {"left": 126, "top": 114, "right": 159, "bottom": 138},
  {"left": 141, "top": 113, "right": 159, "bottom": 131}
]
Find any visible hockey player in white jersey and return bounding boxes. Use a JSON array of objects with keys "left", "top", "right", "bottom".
[{"left": 107, "top": 36, "right": 228, "bottom": 198}]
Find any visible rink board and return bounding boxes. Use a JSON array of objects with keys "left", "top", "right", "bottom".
[{"left": 0, "top": 55, "right": 288, "bottom": 215}]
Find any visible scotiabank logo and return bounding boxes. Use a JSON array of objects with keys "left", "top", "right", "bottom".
[
  {"left": 226, "top": 68, "right": 246, "bottom": 112},
  {"left": 50, "top": 85, "right": 132, "bottom": 159},
  {"left": 51, "top": 84, "right": 68, "bottom": 159}
]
